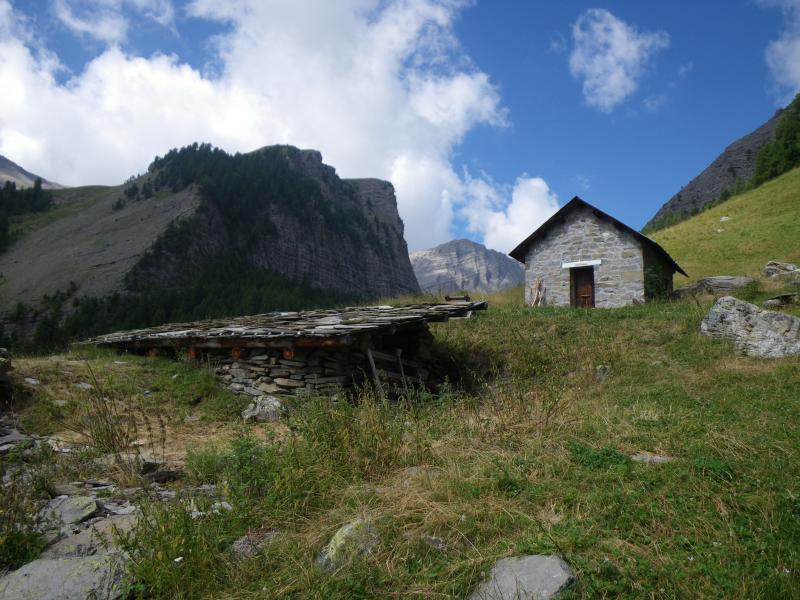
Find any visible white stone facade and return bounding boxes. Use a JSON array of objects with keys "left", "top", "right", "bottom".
[{"left": 523, "top": 205, "right": 645, "bottom": 308}]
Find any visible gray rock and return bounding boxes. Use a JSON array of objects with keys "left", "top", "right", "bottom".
[
  {"left": 317, "top": 518, "right": 378, "bottom": 572},
  {"left": 676, "top": 276, "right": 755, "bottom": 298},
  {"left": 762, "top": 293, "right": 800, "bottom": 309},
  {"left": 595, "top": 365, "right": 611, "bottom": 382},
  {"left": 74, "top": 382, "right": 93, "bottom": 391},
  {"left": 95, "top": 451, "right": 162, "bottom": 474},
  {"left": 23, "top": 377, "right": 40, "bottom": 386},
  {"left": 700, "top": 296, "right": 800, "bottom": 358},
  {"left": 469, "top": 554, "right": 575, "bottom": 600},
  {"left": 230, "top": 531, "right": 279, "bottom": 560},
  {"left": 39, "top": 495, "right": 98, "bottom": 527},
  {"left": 0, "top": 428, "right": 29, "bottom": 446},
  {"left": 241, "top": 395, "right": 284, "bottom": 423},
  {"left": 40, "top": 513, "right": 137, "bottom": 559},
  {"left": 763, "top": 261, "right": 798, "bottom": 277},
  {"left": 630, "top": 451, "right": 675, "bottom": 464},
  {"left": 0, "top": 553, "right": 127, "bottom": 600}
]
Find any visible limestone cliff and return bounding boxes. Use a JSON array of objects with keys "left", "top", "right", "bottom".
[{"left": 410, "top": 239, "right": 523, "bottom": 295}]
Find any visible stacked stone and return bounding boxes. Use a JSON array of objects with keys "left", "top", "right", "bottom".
[
  {"left": 0, "top": 348, "right": 12, "bottom": 405},
  {"left": 214, "top": 348, "right": 366, "bottom": 397}
]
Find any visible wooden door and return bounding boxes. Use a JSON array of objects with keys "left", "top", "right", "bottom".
[{"left": 571, "top": 267, "right": 595, "bottom": 308}]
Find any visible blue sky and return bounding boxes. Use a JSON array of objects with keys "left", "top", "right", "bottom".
[{"left": 1, "top": 1, "right": 798, "bottom": 252}]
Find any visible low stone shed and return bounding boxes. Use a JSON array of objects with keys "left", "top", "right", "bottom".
[
  {"left": 90, "top": 302, "right": 487, "bottom": 398},
  {"left": 509, "top": 197, "right": 687, "bottom": 308}
]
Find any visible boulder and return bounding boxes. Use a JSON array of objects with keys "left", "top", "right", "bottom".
[
  {"left": 40, "top": 513, "right": 137, "bottom": 559},
  {"left": 700, "top": 296, "right": 800, "bottom": 358},
  {"left": 763, "top": 261, "right": 800, "bottom": 286},
  {"left": 0, "top": 553, "right": 127, "bottom": 600},
  {"left": 231, "top": 531, "right": 279, "bottom": 560},
  {"left": 39, "top": 495, "right": 98, "bottom": 527},
  {"left": 469, "top": 554, "right": 575, "bottom": 600},
  {"left": 241, "top": 395, "right": 283, "bottom": 423},
  {"left": 317, "top": 518, "right": 378, "bottom": 572},
  {"left": 763, "top": 293, "right": 800, "bottom": 309},
  {"left": 675, "top": 276, "right": 754, "bottom": 298}
]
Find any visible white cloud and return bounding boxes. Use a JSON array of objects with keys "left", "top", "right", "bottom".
[
  {"left": 52, "top": 0, "right": 175, "bottom": 44},
  {"left": 569, "top": 8, "right": 669, "bottom": 112},
  {"left": 761, "top": 0, "right": 800, "bottom": 101},
  {"left": 677, "top": 61, "right": 694, "bottom": 77},
  {"left": 461, "top": 174, "right": 560, "bottom": 254},
  {"left": 0, "top": 0, "right": 542, "bottom": 250},
  {"left": 643, "top": 93, "right": 666, "bottom": 112}
]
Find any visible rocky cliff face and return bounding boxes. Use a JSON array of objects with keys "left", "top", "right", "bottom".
[
  {"left": 0, "top": 154, "right": 61, "bottom": 189},
  {"left": 129, "top": 146, "right": 420, "bottom": 299},
  {"left": 410, "top": 239, "right": 523, "bottom": 295},
  {"left": 645, "top": 108, "right": 784, "bottom": 230},
  {"left": 0, "top": 144, "right": 420, "bottom": 344}
]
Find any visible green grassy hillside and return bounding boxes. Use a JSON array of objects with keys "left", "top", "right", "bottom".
[{"left": 652, "top": 167, "right": 800, "bottom": 283}]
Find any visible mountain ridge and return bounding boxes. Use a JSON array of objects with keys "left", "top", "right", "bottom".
[
  {"left": 644, "top": 107, "right": 784, "bottom": 231},
  {"left": 410, "top": 238, "right": 523, "bottom": 295},
  {"left": 0, "top": 154, "right": 62, "bottom": 189}
]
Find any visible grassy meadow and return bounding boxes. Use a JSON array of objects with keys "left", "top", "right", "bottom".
[
  {"left": 652, "top": 166, "right": 800, "bottom": 284},
  {"left": 6, "top": 282, "right": 800, "bottom": 598}
]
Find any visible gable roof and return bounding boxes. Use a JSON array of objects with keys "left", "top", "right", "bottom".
[{"left": 508, "top": 196, "right": 688, "bottom": 277}]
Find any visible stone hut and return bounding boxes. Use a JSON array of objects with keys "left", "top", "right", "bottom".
[
  {"left": 509, "top": 197, "right": 687, "bottom": 308},
  {"left": 90, "top": 302, "right": 487, "bottom": 398}
]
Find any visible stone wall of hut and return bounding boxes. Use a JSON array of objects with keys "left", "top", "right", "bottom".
[
  {"left": 212, "top": 348, "right": 366, "bottom": 397},
  {"left": 523, "top": 205, "right": 645, "bottom": 308}
]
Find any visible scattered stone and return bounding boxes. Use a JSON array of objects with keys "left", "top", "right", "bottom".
[
  {"left": 39, "top": 495, "right": 98, "bottom": 527},
  {"left": 719, "top": 216, "right": 731, "bottom": 222},
  {"left": 700, "top": 296, "right": 800, "bottom": 358},
  {"left": 230, "top": 531, "right": 279, "bottom": 560},
  {"left": 630, "top": 451, "right": 675, "bottom": 464},
  {"left": 0, "top": 553, "right": 128, "bottom": 600},
  {"left": 184, "top": 414, "right": 201, "bottom": 423},
  {"left": 211, "top": 501, "right": 233, "bottom": 514},
  {"left": 241, "top": 395, "right": 284, "bottom": 423},
  {"left": 595, "top": 365, "right": 611, "bottom": 382},
  {"left": 763, "top": 261, "right": 799, "bottom": 277},
  {"left": 74, "top": 382, "right": 93, "bottom": 391},
  {"left": 423, "top": 536, "right": 447, "bottom": 551},
  {"left": 0, "top": 428, "right": 29, "bottom": 447},
  {"left": 763, "top": 293, "right": 800, "bottom": 309},
  {"left": 52, "top": 482, "right": 83, "bottom": 496},
  {"left": 144, "top": 468, "right": 181, "bottom": 484},
  {"left": 317, "top": 518, "right": 379, "bottom": 572},
  {"left": 23, "top": 377, "right": 40, "bottom": 386},
  {"left": 98, "top": 499, "right": 137, "bottom": 516},
  {"left": 675, "top": 276, "right": 755, "bottom": 298},
  {"left": 468, "top": 555, "right": 575, "bottom": 600},
  {"left": 95, "top": 451, "right": 162, "bottom": 474}
]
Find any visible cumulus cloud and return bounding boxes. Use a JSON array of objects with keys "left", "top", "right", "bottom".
[
  {"left": 461, "top": 174, "right": 560, "bottom": 254},
  {"left": 569, "top": 8, "right": 669, "bottom": 112},
  {"left": 761, "top": 0, "right": 800, "bottom": 101},
  {"left": 0, "top": 0, "right": 541, "bottom": 250}
]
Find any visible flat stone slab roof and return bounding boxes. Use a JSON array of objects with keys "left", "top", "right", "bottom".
[{"left": 90, "top": 301, "right": 488, "bottom": 349}]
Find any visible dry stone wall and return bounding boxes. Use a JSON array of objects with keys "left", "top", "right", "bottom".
[
  {"left": 523, "top": 205, "right": 644, "bottom": 308},
  {"left": 214, "top": 348, "right": 366, "bottom": 397}
]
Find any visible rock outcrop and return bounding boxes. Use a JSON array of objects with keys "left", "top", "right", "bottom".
[
  {"left": 675, "top": 276, "right": 755, "bottom": 298},
  {"left": 763, "top": 261, "right": 800, "bottom": 286},
  {"left": 410, "top": 239, "right": 523, "bottom": 294},
  {"left": 645, "top": 108, "right": 784, "bottom": 230},
  {"left": 700, "top": 296, "right": 800, "bottom": 357}
]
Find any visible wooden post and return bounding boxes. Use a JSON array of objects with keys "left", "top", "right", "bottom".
[
  {"left": 282, "top": 347, "right": 295, "bottom": 360},
  {"left": 396, "top": 348, "right": 410, "bottom": 397},
  {"left": 231, "top": 347, "right": 246, "bottom": 361},
  {"left": 365, "top": 347, "right": 384, "bottom": 400}
]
